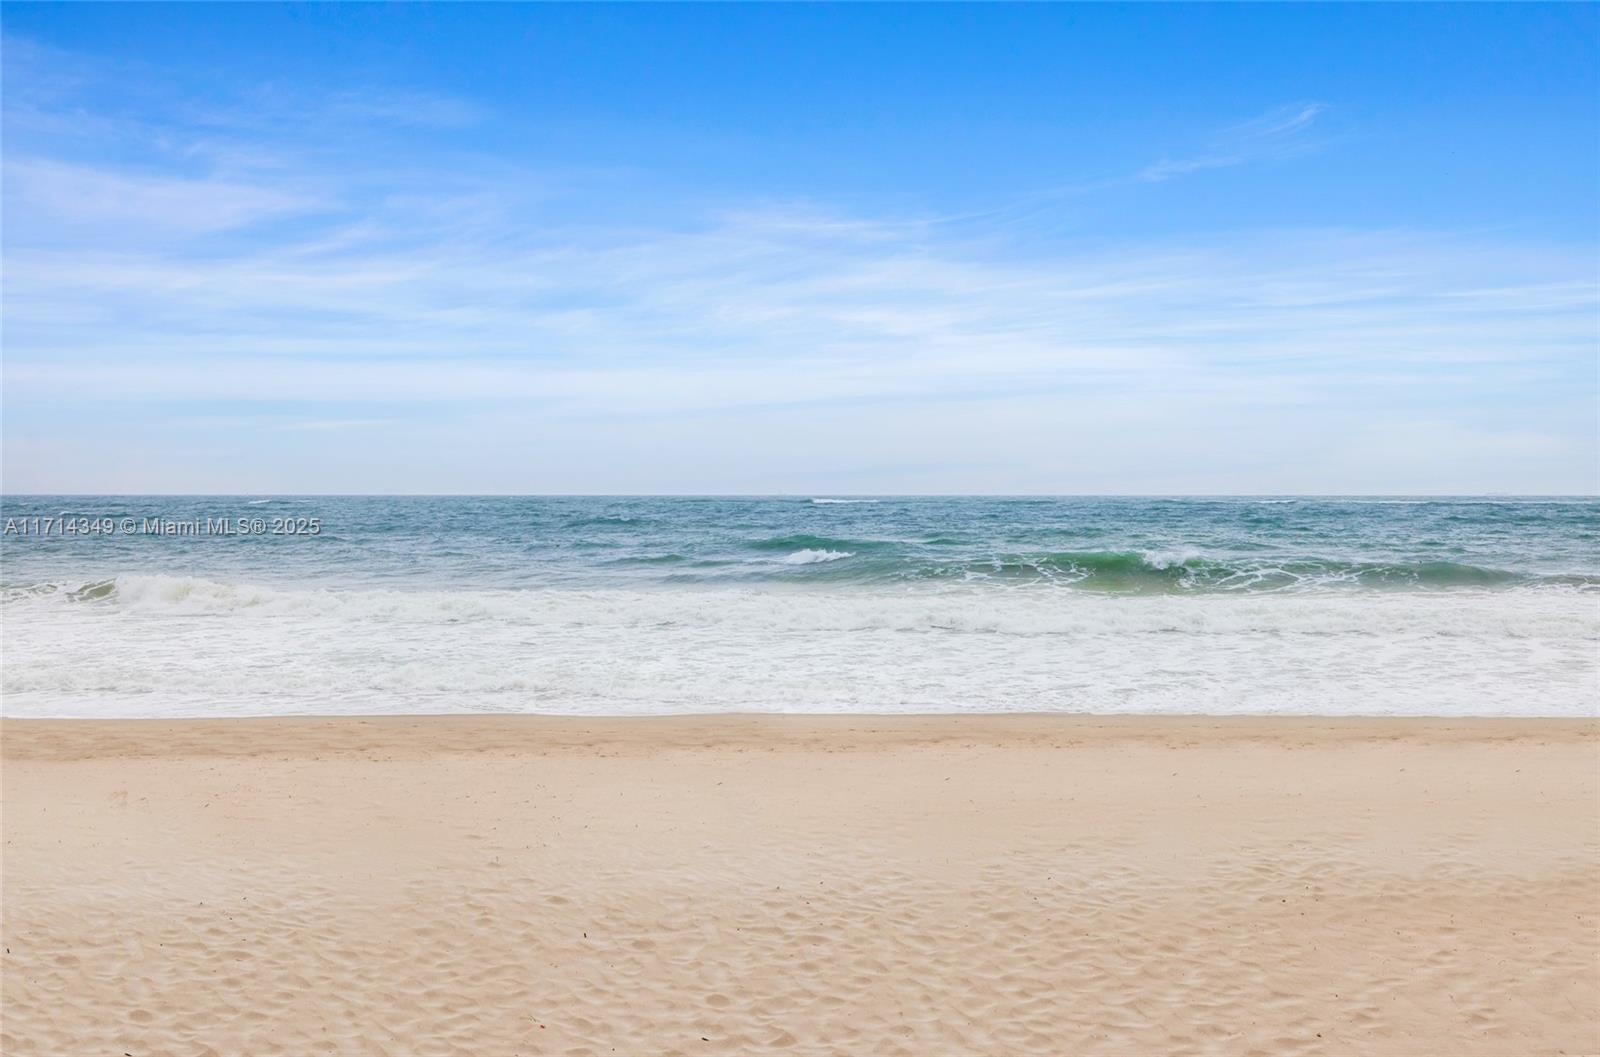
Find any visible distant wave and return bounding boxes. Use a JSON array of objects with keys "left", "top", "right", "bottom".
[
  {"left": 563, "top": 514, "right": 653, "bottom": 529},
  {"left": 901, "top": 551, "right": 1574, "bottom": 592},
  {"left": 778, "top": 548, "right": 854, "bottom": 565},
  {"left": 944, "top": 550, "right": 1527, "bottom": 589},
  {"left": 746, "top": 533, "right": 886, "bottom": 553},
  {"left": 811, "top": 498, "right": 879, "bottom": 505},
  {"left": 718, "top": 544, "right": 1588, "bottom": 592}
]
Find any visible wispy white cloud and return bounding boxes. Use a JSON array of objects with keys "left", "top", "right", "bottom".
[
  {"left": 6, "top": 203, "right": 1592, "bottom": 415},
  {"left": 1141, "top": 101, "right": 1329, "bottom": 182},
  {"left": 1225, "top": 101, "right": 1329, "bottom": 140},
  {"left": 322, "top": 89, "right": 487, "bottom": 129},
  {"left": 4, "top": 157, "right": 320, "bottom": 233}
]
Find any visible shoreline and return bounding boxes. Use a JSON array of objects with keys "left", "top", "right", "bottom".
[
  {"left": 6, "top": 711, "right": 1595, "bottom": 753},
  {"left": 4, "top": 714, "right": 1597, "bottom": 1055}
]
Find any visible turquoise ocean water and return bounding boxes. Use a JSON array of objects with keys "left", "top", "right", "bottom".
[{"left": 2, "top": 496, "right": 1595, "bottom": 717}]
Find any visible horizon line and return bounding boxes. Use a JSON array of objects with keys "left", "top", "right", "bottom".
[{"left": 3, "top": 492, "right": 1596, "bottom": 501}]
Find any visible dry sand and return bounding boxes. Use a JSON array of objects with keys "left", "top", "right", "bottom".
[{"left": 2, "top": 715, "right": 1596, "bottom": 1057}]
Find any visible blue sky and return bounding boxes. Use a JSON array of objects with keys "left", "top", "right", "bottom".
[{"left": 3, "top": 3, "right": 1596, "bottom": 494}]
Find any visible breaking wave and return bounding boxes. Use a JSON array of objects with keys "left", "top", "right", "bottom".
[{"left": 778, "top": 549, "right": 854, "bottom": 565}]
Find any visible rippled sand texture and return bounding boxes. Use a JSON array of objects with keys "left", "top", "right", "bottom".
[{"left": 3, "top": 716, "right": 1596, "bottom": 1056}]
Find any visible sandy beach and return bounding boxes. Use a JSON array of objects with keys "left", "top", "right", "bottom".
[{"left": 2, "top": 715, "right": 1596, "bottom": 1057}]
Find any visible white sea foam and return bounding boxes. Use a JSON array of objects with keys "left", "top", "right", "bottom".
[
  {"left": 2, "top": 575, "right": 1595, "bottom": 719},
  {"left": 778, "top": 549, "right": 854, "bottom": 565},
  {"left": 1142, "top": 548, "right": 1203, "bottom": 570},
  {"left": 810, "top": 498, "right": 879, "bottom": 504}
]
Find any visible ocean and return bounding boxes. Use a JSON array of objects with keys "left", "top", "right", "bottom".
[{"left": 1, "top": 495, "right": 1595, "bottom": 718}]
